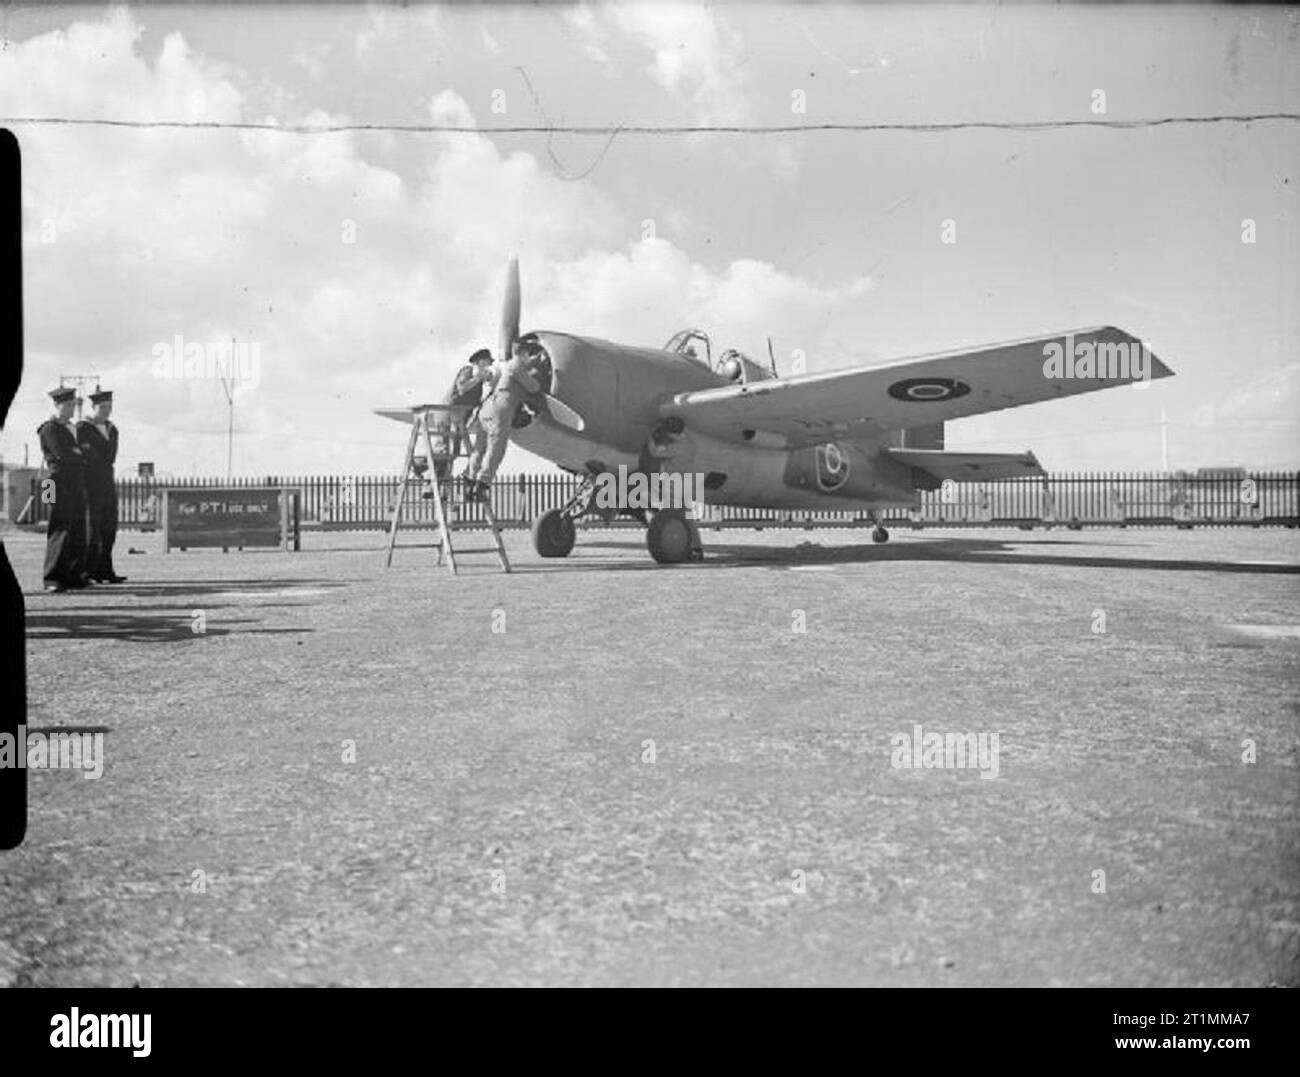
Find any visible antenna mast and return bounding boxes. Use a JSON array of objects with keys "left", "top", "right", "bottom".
[{"left": 218, "top": 337, "right": 236, "bottom": 479}]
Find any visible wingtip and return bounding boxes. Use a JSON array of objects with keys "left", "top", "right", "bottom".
[{"left": 1099, "top": 326, "right": 1174, "bottom": 380}]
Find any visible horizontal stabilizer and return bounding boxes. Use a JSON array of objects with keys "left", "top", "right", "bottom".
[
  {"left": 887, "top": 448, "right": 1045, "bottom": 481},
  {"left": 372, "top": 404, "right": 470, "bottom": 425}
]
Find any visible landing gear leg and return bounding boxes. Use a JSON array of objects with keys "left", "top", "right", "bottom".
[{"left": 869, "top": 511, "right": 890, "bottom": 544}]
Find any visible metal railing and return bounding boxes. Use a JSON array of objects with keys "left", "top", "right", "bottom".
[{"left": 17, "top": 470, "right": 1300, "bottom": 530}]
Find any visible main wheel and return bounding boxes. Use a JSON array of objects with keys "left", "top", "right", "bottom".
[
  {"left": 532, "top": 508, "right": 576, "bottom": 558},
  {"left": 646, "top": 509, "right": 699, "bottom": 564},
  {"left": 871, "top": 526, "right": 890, "bottom": 544}
]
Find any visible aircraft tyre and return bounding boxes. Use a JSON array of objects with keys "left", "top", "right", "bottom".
[
  {"left": 872, "top": 526, "right": 890, "bottom": 544},
  {"left": 533, "top": 509, "right": 576, "bottom": 558},
  {"left": 646, "top": 508, "right": 700, "bottom": 564}
]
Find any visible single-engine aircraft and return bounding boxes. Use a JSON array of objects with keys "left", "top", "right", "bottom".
[{"left": 376, "top": 257, "right": 1173, "bottom": 564}]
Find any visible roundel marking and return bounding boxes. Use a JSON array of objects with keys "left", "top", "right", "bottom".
[
  {"left": 816, "top": 442, "right": 850, "bottom": 491},
  {"left": 887, "top": 377, "right": 971, "bottom": 403}
]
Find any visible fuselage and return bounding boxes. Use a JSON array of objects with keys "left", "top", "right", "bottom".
[{"left": 514, "top": 331, "right": 930, "bottom": 513}]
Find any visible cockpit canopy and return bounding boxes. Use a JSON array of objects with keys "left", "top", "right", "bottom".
[
  {"left": 664, "top": 328, "right": 712, "bottom": 368},
  {"left": 664, "top": 329, "right": 773, "bottom": 384}
]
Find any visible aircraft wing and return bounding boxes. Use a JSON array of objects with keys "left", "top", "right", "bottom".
[{"left": 660, "top": 326, "right": 1171, "bottom": 447}]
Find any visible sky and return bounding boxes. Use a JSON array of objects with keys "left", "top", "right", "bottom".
[{"left": 0, "top": 2, "right": 1297, "bottom": 477}]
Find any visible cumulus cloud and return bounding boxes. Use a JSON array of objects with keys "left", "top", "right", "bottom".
[
  {"left": 562, "top": 3, "right": 757, "bottom": 122},
  {"left": 607, "top": 3, "right": 751, "bottom": 123},
  {"left": 290, "top": 45, "right": 330, "bottom": 84},
  {"left": 0, "top": 9, "right": 874, "bottom": 475},
  {"left": 355, "top": 4, "right": 433, "bottom": 63},
  {"left": 1, "top": 10, "right": 244, "bottom": 124},
  {"left": 564, "top": 4, "right": 618, "bottom": 77},
  {"left": 532, "top": 239, "right": 872, "bottom": 365}
]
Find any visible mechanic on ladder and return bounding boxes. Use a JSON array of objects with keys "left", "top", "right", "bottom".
[
  {"left": 465, "top": 339, "right": 544, "bottom": 503},
  {"left": 431, "top": 348, "right": 493, "bottom": 491}
]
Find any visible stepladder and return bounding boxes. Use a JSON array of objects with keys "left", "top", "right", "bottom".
[{"left": 384, "top": 404, "right": 510, "bottom": 574}]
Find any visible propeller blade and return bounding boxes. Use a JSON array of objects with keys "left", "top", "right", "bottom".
[
  {"left": 499, "top": 255, "right": 521, "bottom": 362},
  {"left": 542, "top": 393, "right": 584, "bottom": 432}
]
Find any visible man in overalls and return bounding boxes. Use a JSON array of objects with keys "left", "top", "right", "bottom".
[{"left": 465, "top": 340, "right": 543, "bottom": 502}]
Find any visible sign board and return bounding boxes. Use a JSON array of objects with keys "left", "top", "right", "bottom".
[
  {"left": 161, "top": 486, "right": 300, "bottom": 552},
  {"left": 137, "top": 462, "right": 154, "bottom": 478}
]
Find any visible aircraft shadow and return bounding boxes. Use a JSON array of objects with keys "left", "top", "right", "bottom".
[
  {"left": 26, "top": 612, "right": 311, "bottom": 643},
  {"left": 24, "top": 726, "right": 113, "bottom": 736},
  {"left": 26, "top": 578, "right": 347, "bottom": 600},
  {"left": 569, "top": 535, "right": 1300, "bottom": 575},
  {"left": 27, "top": 602, "right": 318, "bottom": 613}
]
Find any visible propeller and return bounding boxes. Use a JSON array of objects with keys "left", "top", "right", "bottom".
[
  {"left": 542, "top": 395, "right": 584, "bottom": 431},
  {"left": 498, "top": 255, "right": 521, "bottom": 364},
  {"left": 494, "top": 255, "right": 585, "bottom": 433}
]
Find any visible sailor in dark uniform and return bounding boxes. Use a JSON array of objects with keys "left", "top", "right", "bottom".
[
  {"left": 37, "top": 386, "right": 89, "bottom": 592},
  {"left": 77, "top": 389, "right": 126, "bottom": 583}
]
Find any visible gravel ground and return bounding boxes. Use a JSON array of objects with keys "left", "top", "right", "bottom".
[{"left": 2, "top": 522, "right": 1298, "bottom": 986}]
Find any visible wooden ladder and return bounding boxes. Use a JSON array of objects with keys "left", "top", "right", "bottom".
[{"left": 385, "top": 404, "right": 510, "bottom": 575}]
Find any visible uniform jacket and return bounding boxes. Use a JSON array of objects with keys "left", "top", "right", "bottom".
[
  {"left": 76, "top": 419, "right": 119, "bottom": 481},
  {"left": 37, "top": 418, "right": 84, "bottom": 477},
  {"left": 444, "top": 364, "right": 487, "bottom": 411}
]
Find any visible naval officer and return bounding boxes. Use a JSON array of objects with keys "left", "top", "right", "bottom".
[
  {"left": 77, "top": 388, "right": 126, "bottom": 583},
  {"left": 37, "top": 387, "right": 89, "bottom": 592}
]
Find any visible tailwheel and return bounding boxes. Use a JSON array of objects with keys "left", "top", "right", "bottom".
[
  {"left": 871, "top": 526, "right": 890, "bottom": 544},
  {"left": 646, "top": 508, "right": 702, "bottom": 564},
  {"left": 532, "top": 508, "right": 576, "bottom": 558}
]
